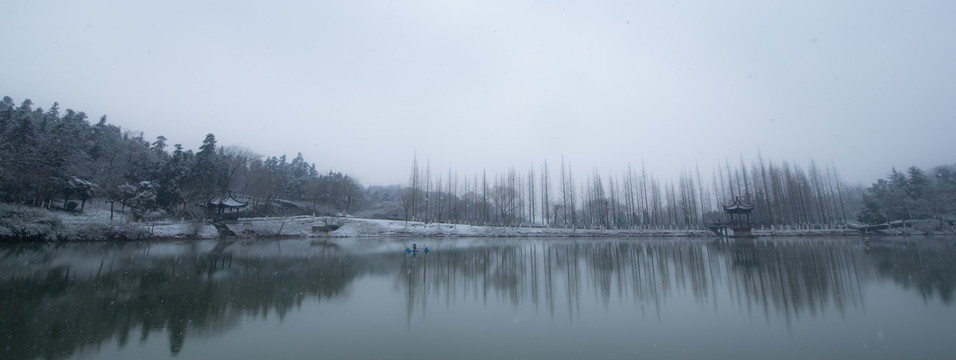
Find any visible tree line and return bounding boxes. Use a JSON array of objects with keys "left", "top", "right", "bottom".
[
  {"left": 398, "top": 153, "right": 867, "bottom": 229},
  {"left": 857, "top": 165, "right": 956, "bottom": 224},
  {"left": 4, "top": 96, "right": 953, "bottom": 230},
  {"left": 0, "top": 96, "right": 361, "bottom": 221}
]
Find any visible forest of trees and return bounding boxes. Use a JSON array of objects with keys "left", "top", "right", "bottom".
[
  {"left": 396, "top": 153, "right": 866, "bottom": 229},
  {"left": 0, "top": 96, "right": 362, "bottom": 222},
  {"left": 857, "top": 165, "right": 956, "bottom": 224},
  {"left": 3, "top": 95, "right": 954, "bottom": 232}
]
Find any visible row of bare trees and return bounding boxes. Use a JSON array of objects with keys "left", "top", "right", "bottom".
[
  {"left": 1, "top": 95, "right": 866, "bottom": 227},
  {"left": 398, "top": 154, "right": 864, "bottom": 229}
]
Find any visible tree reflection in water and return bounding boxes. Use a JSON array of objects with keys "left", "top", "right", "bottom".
[
  {"left": 0, "top": 240, "right": 355, "bottom": 359},
  {"left": 397, "top": 238, "right": 956, "bottom": 327},
  {"left": 1, "top": 237, "right": 954, "bottom": 359}
]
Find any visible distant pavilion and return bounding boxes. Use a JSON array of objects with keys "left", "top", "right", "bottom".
[
  {"left": 208, "top": 193, "right": 248, "bottom": 214},
  {"left": 717, "top": 196, "right": 754, "bottom": 237}
]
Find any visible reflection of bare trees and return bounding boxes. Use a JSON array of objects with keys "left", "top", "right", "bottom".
[
  {"left": 398, "top": 241, "right": 696, "bottom": 322},
  {"left": 399, "top": 240, "right": 734, "bottom": 324},
  {"left": 395, "top": 238, "right": 956, "bottom": 327},
  {"left": 711, "top": 239, "right": 869, "bottom": 325},
  {"left": 3, "top": 237, "right": 955, "bottom": 360}
]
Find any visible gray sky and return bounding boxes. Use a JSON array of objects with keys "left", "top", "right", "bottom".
[{"left": 3, "top": 0, "right": 955, "bottom": 186}]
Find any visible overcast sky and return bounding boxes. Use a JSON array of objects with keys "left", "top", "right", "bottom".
[{"left": 3, "top": 0, "right": 955, "bottom": 186}]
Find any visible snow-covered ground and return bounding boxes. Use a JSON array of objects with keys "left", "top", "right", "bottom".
[
  {"left": 49, "top": 209, "right": 863, "bottom": 240},
  {"left": 322, "top": 218, "right": 714, "bottom": 238},
  {"left": 37, "top": 201, "right": 929, "bottom": 240},
  {"left": 45, "top": 202, "right": 715, "bottom": 239},
  {"left": 173, "top": 215, "right": 716, "bottom": 239},
  {"left": 52, "top": 204, "right": 220, "bottom": 239}
]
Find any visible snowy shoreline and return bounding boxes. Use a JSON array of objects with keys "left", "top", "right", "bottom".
[
  {"left": 9, "top": 204, "right": 951, "bottom": 242},
  {"left": 59, "top": 211, "right": 876, "bottom": 241}
]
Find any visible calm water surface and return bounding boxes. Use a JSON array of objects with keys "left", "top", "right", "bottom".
[{"left": 2, "top": 236, "right": 955, "bottom": 359}]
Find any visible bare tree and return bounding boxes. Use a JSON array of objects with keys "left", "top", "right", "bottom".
[
  {"left": 608, "top": 173, "right": 620, "bottom": 229},
  {"left": 221, "top": 145, "right": 261, "bottom": 190},
  {"left": 401, "top": 185, "right": 414, "bottom": 223},
  {"left": 541, "top": 159, "right": 551, "bottom": 227},
  {"left": 434, "top": 173, "right": 446, "bottom": 223},
  {"left": 567, "top": 162, "right": 577, "bottom": 228},
  {"left": 408, "top": 153, "right": 421, "bottom": 221},
  {"left": 640, "top": 160, "right": 650, "bottom": 228},
  {"left": 757, "top": 151, "right": 775, "bottom": 225},
  {"left": 623, "top": 165, "right": 636, "bottom": 229},
  {"left": 424, "top": 159, "right": 431, "bottom": 223},
  {"left": 560, "top": 156, "right": 569, "bottom": 227},
  {"left": 481, "top": 170, "right": 489, "bottom": 225},
  {"left": 527, "top": 164, "right": 536, "bottom": 225},
  {"left": 695, "top": 163, "right": 708, "bottom": 226}
]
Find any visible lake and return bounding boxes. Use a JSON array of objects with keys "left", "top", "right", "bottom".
[{"left": 2, "top": 236, "right": 955, "bottom": 360}]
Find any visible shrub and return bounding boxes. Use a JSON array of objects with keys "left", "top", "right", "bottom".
[{"left": 0, "top": 204, "right": 64, "bottom": 242}]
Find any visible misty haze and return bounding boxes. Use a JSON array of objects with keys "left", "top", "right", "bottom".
[{"left": 2, "top": 1, "right": 955, "bottom": 359}]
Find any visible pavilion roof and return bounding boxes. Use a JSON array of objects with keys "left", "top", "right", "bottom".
[
  {"left": 209, "top": 193, "right": 248, "bottom": 208},
  {"left": 722, "top": 197, "right": 753, "bottom": 213}
]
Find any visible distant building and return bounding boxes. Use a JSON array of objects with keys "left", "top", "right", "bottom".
[
  {"left": 208, "top": 192, "right": 248, "bottom": 214},
  {"left": 720, "top": 197, "right": 754, "bottom": 237}
]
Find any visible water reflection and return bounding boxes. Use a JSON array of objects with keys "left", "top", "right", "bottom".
[
  {"left": 1, "top": 237, "right": 954, "bottom": 359},
  {"left": 863, "top": 239, "right": 956, "bottom": 303},
  {"left": 404, "top": 240, "right": 876, "bottom": 324},
  {"left": 0, "top": 240, "right": 355, "bottom": 359},
  {"left": 714, "top": 239, "right": 869, "bottom": 324}
]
